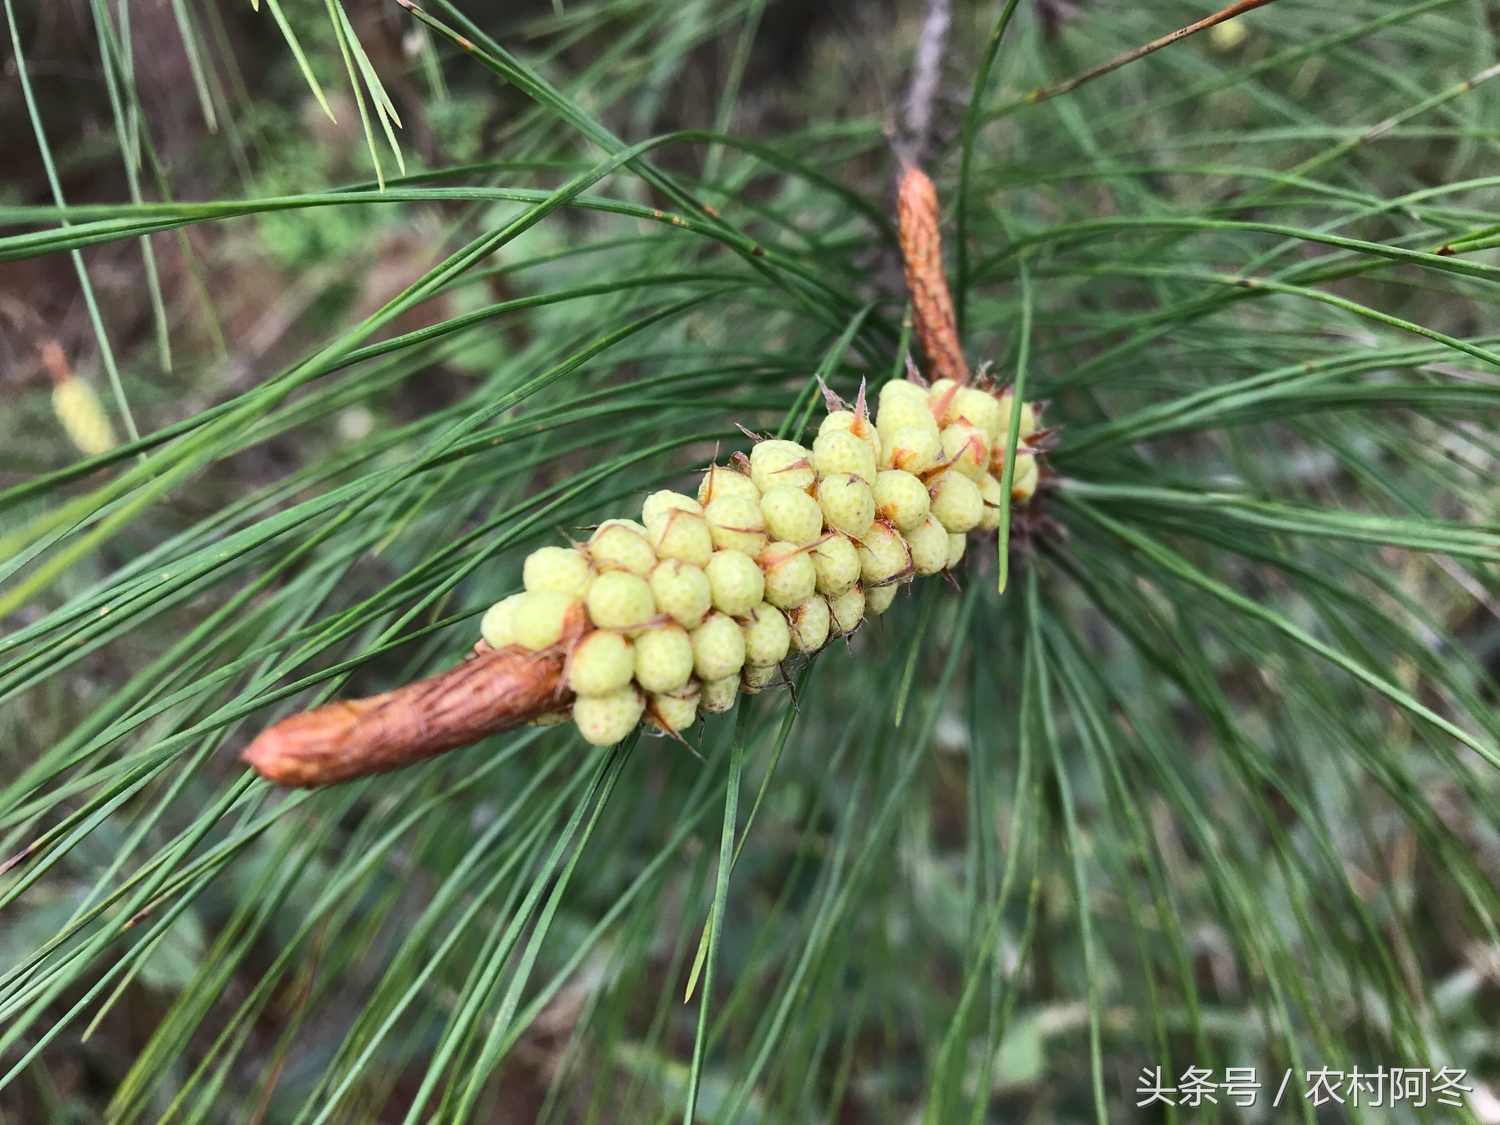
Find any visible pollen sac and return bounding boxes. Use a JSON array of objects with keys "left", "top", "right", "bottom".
[
  {"left": 879, "top": 379, "right": 928, "bottom": 408},
  {"left": 749, "top": 439, "right": 816, "bottom": 493},
  {"left": 740, "top": 663, "right": 777, "bottom": 694},
  {"left": 603, "top": 517, "right": 647, "bottom": 535},
  {"left": 946, "top": 532, "right": 967, "bottom": 570},
  {"left": 697, "top": 463, "right": 761, "bottom": 505},
  {"left": 787, "top": 595, "right": 831, "bottom": 653},
  {"left": 819, "top": 409, "right": 881, "bottom": 461},
  {"left": 646, "top": 506, "right": 713, "bottom": 567},
  {"left": 523, "top": 546, "right": 592, "bottom": 598},
  {"left": 704, "top": 495, "right": 768, "bottom": 557},
  {"left": 758, "top": 541, "right": 817, "bottom": 609},
  {"left": 940, "top": 421, "right": 990, "bottom": 480},
  {"left": 589, "top": 522, "right": 657, "bottom": 577},
  {"left": 875, "top": 398, "right": 939, "bottom": 443},
  {"left": 953, "top": 386, "right": 1003, "bottom": 445},
  {"left": 742, "top": 601, "right": 791, "bottom": 667},
  {"left": 573, "top": 687, "right": 645, "bottom": 747},
  {"left": 648, "top": 686, "right": 699, "bottom": 733},
  {"left": 633, "top": 624, "right": 695, "bottom": 693},
  {"left": 995, "top": 392, "right": 1038, "bottom": 446},
  {"left": 828, "top": 585, "right": 866, "bottom": 634},
  {"left": 760, "top": 484, "right": 825, "bottom": 546},
  {"left": 699, "top": 674, "right": 739, "bottom": 714},
  {"left": 692, "top": 612, "right": 747, "bottom": 681},
  {"left": 872, "top": 470, "right": 930, "bottom": 533},
  {"left": 704, "top": 549, "right": 765, "bottom": 616},
  {"left": 928, "top": 471, "right": 983, "bottom": 534},
  {"left": 815, "top": 474, "right": 875, "bottom": 539},
  {"left": 586, "top": 571, "right": 657, "bottom": 633},
  {"left": 927, "top": 377, "right": 960, "bottom": 425},
  {"left": 819, "top": 409, "right": 857, "bottom": 437},
  {"left": 568, "top": 630, "right": 635, "bottom": 696},
  {"left": 480, "top": 593, "right": 527, "bottom": 649},
  {"left": 989, "top": 440, "right": 1037, "bottom": 484},
  {"left": 858, "top": 520, "right": 913, "bottom": 589},
  {"left": 511, "top": 592, "right": 581, "bottom": 651},
  {"left": 809, "top": 531, "right": 861, "bottom": 596},
  {"left": 907, "top": 515, "right": 950, "bottom": 577},
  {"left": 649, "top": 558, "right": 712, "bottom": 628},
  {"left": 812, "top": 429, "right": 877, "bottom": 484},
  {"left": 642, "top": 490, "right": 703, "bottom": 525},
  {"left": 865, "top": 583, "right": 898, "bottom": 615},
  {"left": 976, "top": 472, "right": 1003, "bottom": 532},
  {"left": 1011, "top": 452, "right": 1040, "bottom": 501},
  {"left": 528, "top": 707, "right": 571, "bottom": 728},
  {"left": 881, "top": 426, "right": 941, "bottom": 475}
]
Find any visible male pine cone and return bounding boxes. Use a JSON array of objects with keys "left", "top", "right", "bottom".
[{"left": 43, "top": 341, "right": 117, "bottom": 459}]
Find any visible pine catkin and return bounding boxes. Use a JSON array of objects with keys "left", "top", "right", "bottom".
[
  {"left": 897, "top": 166, "right": 967, "bottom": 385},
  {"left": 243, "top": 378, "right": 1045, "bottom": 786},
  {"left": 43, "top": 341, "right": 117, "bottom": 459}
]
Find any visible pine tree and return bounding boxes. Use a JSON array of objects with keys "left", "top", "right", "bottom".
[{"left": 3, "top": 0, "right": 1499, "bottom": 1121}]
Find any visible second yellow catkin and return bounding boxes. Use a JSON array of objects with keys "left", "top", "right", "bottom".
[{"left": 52, "top": 378, "right": 118, "bottom": 458}]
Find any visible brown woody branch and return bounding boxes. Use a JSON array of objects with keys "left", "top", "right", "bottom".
[
  {"left": 1014, "top": 0, "right": 1279, "bottom": 110},
  {"left": 899, "top": 0, "right": 954, "bottom": 167},
  {"left": 242, "top": 606, "right": 588, "bottom": 788}
]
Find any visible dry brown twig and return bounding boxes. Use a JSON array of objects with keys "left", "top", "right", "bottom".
[
  {"left": 899, "top": 0, "right": 953, "bottom": 167},
  {"left": 242, "top": 605, "right": 588, "bottom": 787},
  {"left": 1018, "top": 0, "right": 1279, "bottom": 108},
  {"left": 894, "top": 0, "right": 967, "bottom": 385}
]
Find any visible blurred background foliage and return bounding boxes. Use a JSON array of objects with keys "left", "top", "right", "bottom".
[{"left": 4, "top": 0, "right": 1500, "bottom": 1121}]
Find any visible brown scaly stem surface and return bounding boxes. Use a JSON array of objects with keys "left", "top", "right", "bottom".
[
  {"left": 897, "top": 166, "right": 968, "bottom": 384},
  {"left": 242, "top": 606, "right": 587, "bottom": 787}
]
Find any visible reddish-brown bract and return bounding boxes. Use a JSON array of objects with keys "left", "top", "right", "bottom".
[
  {"left": 897, "top": 166, "right": 967, "bottom": 385},
  {"left": 242, "top": 606, "right": 588, "bottom": 788}
]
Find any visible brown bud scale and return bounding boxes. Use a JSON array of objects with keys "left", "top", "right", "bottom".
[{"left": 897, "top": 166, "right": 967, "bottom": 385}]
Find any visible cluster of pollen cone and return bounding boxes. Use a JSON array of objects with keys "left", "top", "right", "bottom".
[{"left": 484, "top": 376, "right": 1042, "bottom": 747}]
